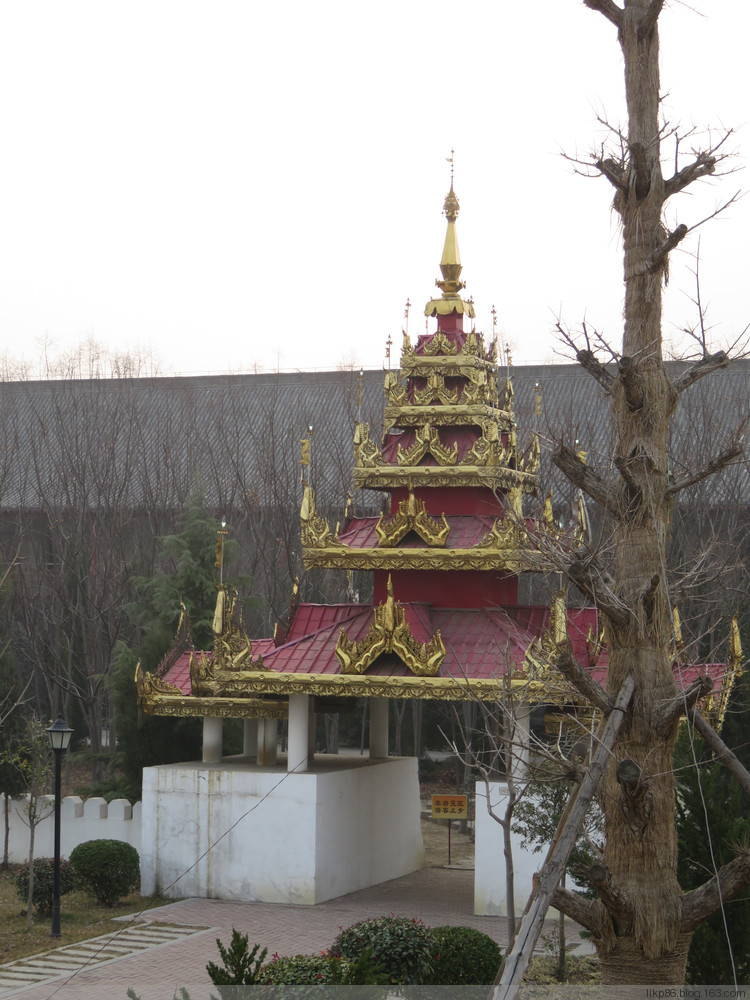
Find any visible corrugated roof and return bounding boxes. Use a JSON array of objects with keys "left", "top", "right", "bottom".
[{"left": 1, "top": 360, "right": 745, "bottom": 512}]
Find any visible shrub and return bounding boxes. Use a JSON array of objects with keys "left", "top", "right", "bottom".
[
  {"left": 330, "top": 915, "right": 436, "bottom": 985},
  {"left": 428, "top": 925, "right": 502, "bottom": 985},
  {"left": 257, "top": 952, "right": 351, "bottom": 986},
  {"left": 69, "top": 839, "right": 140, "bottom": 906},
  {"left": 206, "top": 928, "right": 267, "bottom": 986},
  {"left": 15, "top": 857, "right": 77, "bottom": 916}
]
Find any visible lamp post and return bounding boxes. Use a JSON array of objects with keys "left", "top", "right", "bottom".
[{"left": 46, "top": 715, "right": 73, "bottom": 938}]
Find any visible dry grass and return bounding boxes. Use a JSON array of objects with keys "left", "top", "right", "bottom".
[{"left": 0, "top": 865, "right": 170, "bottom": 966}]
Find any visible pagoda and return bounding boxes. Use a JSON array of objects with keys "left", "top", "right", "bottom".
[{"left": 136, "top": 183, "right": 738, "bottom": 912}]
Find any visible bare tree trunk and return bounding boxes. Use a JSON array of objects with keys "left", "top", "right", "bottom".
[{"left": 549, "top": 1, "right": 750, "bottom": 983}]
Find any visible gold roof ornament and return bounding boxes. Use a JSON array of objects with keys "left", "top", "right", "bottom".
[
  {"left": 424, "top": 184, "right": 477, "bottom": 319},
  {"left": 335, "top": 575, "right": 446, "bottom": 676},
  {"left": 212, "top": 584, "right": 264, "bottom": 673},
  {"left": 375, "top": 491, "right": 450, "bottom": 548},
  {"left": 397, "top": 423, "right": 458, "bottom": 467},
  {"left": 522, "top": 590, "right": 570, "bottom": 692},
  {"left": 300, "top": 479, "right": 345, "bottom": 549}
]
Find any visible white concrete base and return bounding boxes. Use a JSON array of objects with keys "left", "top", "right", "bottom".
[
  {"left": 140, "top": 754, "right": 424, "bottom": 904},
  {"left": 474, "top": 780, "right": 540, "bottom": 917}
]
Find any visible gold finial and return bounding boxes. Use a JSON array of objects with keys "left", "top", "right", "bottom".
[
  {"left": 385, "top": 335, "right": 393, "bottom": 369},
  {"left": 729, "top": 613, "right": 744, "bottom": 672},
  {"left": 491, "top": 305, "right": 497, "bottom": 333},
  {"left": 535, "top": 382, "right": 542, "bottom": 418},
  {"left": 215, "top": 519, "right": 228, "bottom": 584}
]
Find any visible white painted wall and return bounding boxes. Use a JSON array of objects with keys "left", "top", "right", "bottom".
[
  {"left": 474, "top": 780, "right": 542, "bottom": 917},
  {"left": 2, "top": 794, "right": 141, "bottom": 863},
  {"left": 140, "top": 754, "right": 424, "bottom": 904}
]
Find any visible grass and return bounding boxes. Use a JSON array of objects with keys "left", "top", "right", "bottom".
[{"left": 0, "top": 864, "right": 171, "bottom": 966}]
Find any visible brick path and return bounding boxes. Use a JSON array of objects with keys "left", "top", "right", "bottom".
[{"left": 1, "top": 867, "right": 587, "bottom": 1000}]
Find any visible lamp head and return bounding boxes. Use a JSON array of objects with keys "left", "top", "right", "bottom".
[{"left": 46, "top": 715, "right": 74, "bottom": 752}]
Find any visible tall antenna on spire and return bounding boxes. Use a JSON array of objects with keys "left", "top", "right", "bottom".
[{"left": 446, "top": 148, "right": 455, "bottom": 187}]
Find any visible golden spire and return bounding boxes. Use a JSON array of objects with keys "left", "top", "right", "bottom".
[{"left": 424, "top": 164, "right": 476, "bottom": 319}]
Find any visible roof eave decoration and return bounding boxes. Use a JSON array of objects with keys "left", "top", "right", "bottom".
[
  {"left": 300, "top": 480, "right": 345, "bottom": 550},
  {"left": 375, "top": 492, "right": 450, "bottom": 547},
  {"left": 335, "top": 575, "right": 445, "bottom": 676},
  {"left": 213, "top": 585, "right": 265, "bottom": 672},
  {"left": 702, "top": 613, "right": 745, "bottom": 731},
  {"left": 520, "top": 590, "right": 572, "bottom": 695}
]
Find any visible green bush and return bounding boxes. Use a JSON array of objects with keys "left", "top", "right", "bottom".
[
  {"left": 15, "top": 857, "right": 77, "bottom": 916},
  {"left": 69, "top": 839, "right": 140, "bottom": 906},
  {"left": 428, "top": 925, "right": 502, "bottom": 985},
  {"left": 206, "top": 928, "right": 267, "bottom": 986},
  {"left": 330, "top": 915, "right": 436, "bottom": 984},
  {"left": 257, "top": 953, "right": 351, "bottom": 985}
]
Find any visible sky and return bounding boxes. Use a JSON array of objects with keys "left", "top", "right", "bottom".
[{"left": 0, "top": 1, "right": 747, "bottom": 377}]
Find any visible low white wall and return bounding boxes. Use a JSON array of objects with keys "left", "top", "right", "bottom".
[
  {"left": 1, "top": 794, "right": 141, "bottom": 863},
  {"left": 474, "top": 780, "right": 542, "bottom": 917},
  {"left": 140, "top": 754, "right": 424, "bottom": 904}
]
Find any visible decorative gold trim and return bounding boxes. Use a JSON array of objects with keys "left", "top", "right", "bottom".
[
  {"left": 335, "top": 576, "right": 445, "bottom": 676},
  {"left": 397, "top": 424, "right": 458, "bottom": 467},
  {"left": 399, "top": 355, "right": 496, "bottom": 376},
  {"left": 302, "top": 546, "right": 555, "bottom": 573},
  {"left": 422, "top": 332, "right": 458, "bottom": 356},
  {"left": 383, "top": 405, "right": 511, "bottom": 431},
  {"left": 353, "top": 422, "right": 385, "bottom": 468},
  {"left": 384, "top": 371, "right": 408, "bottom": 408},
  {"left": 200, "top": 669, "right": 549, "bottom": 703},
  {"left": 475, "top": 516, "right": 523, "bottom": 551},
  {"left": 212, "top": 585, "right": 264, "bottom": 672},
  {"left": 140, "top": 692, "right": 288, "bottom": 720},
  {"left": 375, "top": 492, "right": 450, "bottom": 547},
  {"left": 352, "top": 465, "right": 539, "bottom": 493},
  {"left": 300, "top": 480, "right": 344, "bottom": 550},
  {"left": 412, "top": 371, "right": 459, "bottom": 406},
  {"left": 135, "top": 662, "right": 183, "bottom": 703},
  {"left": 705, "top": 614, "right": 745, "bottom": 731},
  {"left": 519, "top": 590, "right": 569, "bottom": 690}
]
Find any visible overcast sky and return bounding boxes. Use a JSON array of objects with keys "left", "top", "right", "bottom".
[{"left": 1, "top": 1, "right": 747, "bottom": 377}]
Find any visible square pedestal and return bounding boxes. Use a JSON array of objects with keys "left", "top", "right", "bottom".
[{"left": 140, "top": 754, "right": 424, "bottom": 904}]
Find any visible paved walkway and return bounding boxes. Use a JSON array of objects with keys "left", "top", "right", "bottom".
[{"left": 0, "top": 867, "right": 588, "bottom": 1000}]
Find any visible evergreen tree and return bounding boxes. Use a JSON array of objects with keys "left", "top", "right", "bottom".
[
  {"left": 676, "top": 678, "right": 750, "bottom": 984},
  {"left": 112, "top": 494, "right": 253, "bottom": 798}
]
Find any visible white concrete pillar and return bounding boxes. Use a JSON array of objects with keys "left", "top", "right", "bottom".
[
  {"left": 243, "top": 718, "right": 258, "bottom": 759},
  {"left": 202, "top": 717, "right": 223, "bottom": 763},
  {"left": 369, "top": 698, "right": 389, "bottom": 758},
  {"left": 288, "top": 694, "right": 311, "bottom": 773},
  {"left": 257, "top": 718, "right": 278, "bottom": 766},
  {"left": 511, "top": 701, "right": 531, "bottom": 780}
]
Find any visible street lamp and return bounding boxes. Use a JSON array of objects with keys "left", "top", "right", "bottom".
[{"left": 46, "top": 715, "right": 73, "bottom": 938}]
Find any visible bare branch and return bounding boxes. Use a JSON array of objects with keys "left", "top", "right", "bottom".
[
  {"left": 577, "top": 349, "right": 615, "bottom": 392},
  {"left": 672, "top": 351, "right": 729, "bottom": 393},
  {"left": 638, "top": 0, "right": 665, "bottom": 41},
  {"left": 567, "top": 560, "right": 630, "bottom": 629},
  {"left": 666, "top": 439, "right": 745, "bottom": 498},
  {"left": 595, "top": 157, "right": 627, "bottom": 191},
  {"left": 550, "top": 885, "right": 598, "bottom": 930},
  {"left": 589, "top": 863, "right": 632, "bottom": 929},
  {"left": 654, "top": 675, "right": 713, "bottom": 732},
  {"left": 583, "top": 0, "right": 623, "bottom": 29},
  {"left": 665, "top": 152, "right": 717, "bottom": 199},
  {"left": 552, "top": 443, "right": 620, "bottom": 516},
  {"left": 556, "top": 650, "right": 614, "bottom": 714},
  {"left": 687, "top": 709, "right": 750, "bottom": 799},
  {"left": 637, "top": 224, "right": 689, "bottom": 275},
  {"left": 681, "top": 850, "right": 750, "bottom": 932}
]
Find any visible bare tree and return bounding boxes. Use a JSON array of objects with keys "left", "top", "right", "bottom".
[{"left": 542, "top": 1, "right": 750, "bottom": 985}]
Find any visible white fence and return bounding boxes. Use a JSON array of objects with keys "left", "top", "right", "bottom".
[{"left": 2, "top": 794, "right": 141, "bottom": 863}]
